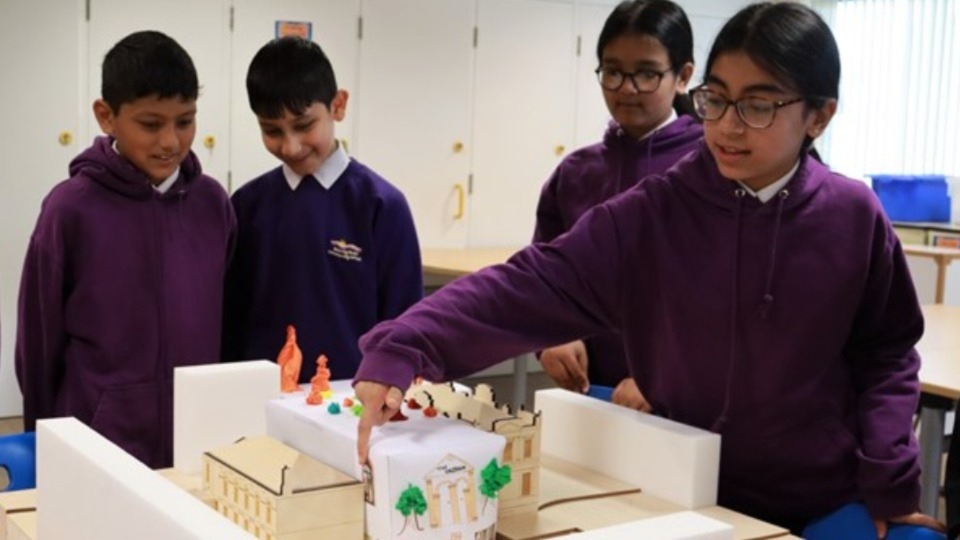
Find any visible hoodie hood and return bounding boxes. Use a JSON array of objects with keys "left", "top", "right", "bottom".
[
  {"left": 68, "top": 136, "right": 202, "bottom": 199},
  {"left": 671, "top": 140, "right": 826, "bottom": 214},
  {"left": 532, "top": 114, "right": 704, "bottom": 386},
  {"left": 602, "top": 115, "right": 703, "bottom": 182}
]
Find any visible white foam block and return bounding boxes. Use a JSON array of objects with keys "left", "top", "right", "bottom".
[
  {"left": 37, "top": 418, "right": 251, "bottom": 539},
  {"left": 174, "top": 360, "right": 279, "bottom": 475},
  {"left": 267, "top": 380, "right": 506, "bottom": 540},
  {"left": 534, "top": 389, "right": 719, "bottom": 508},
  {"left": 569, "top": 511, "right": 733, "bottom": 539}
]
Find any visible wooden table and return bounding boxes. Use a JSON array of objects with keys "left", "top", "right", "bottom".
[
  {"left": 421, "top": 247, "right": 521, "bottom": 279},
  {"left": 916, "top": 304, "right": 960, "bottom": 517},
  {"left": 421, "top": 247, "right": 526, "bottom": 410},
  {"left": 904, "top": 245, "right": 960, "bottom": 304}
]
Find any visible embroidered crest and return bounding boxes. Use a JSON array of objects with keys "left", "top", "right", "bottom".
[{"left": 328, "top": 238, "right": 363, "bottom": 262}]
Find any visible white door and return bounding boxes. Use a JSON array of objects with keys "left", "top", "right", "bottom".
[
  {"left": 86, "top": 0, "right": 232, "bottom": 186},
  {"left": 469, "top": 0, "right": 577, "bottom": 247},
  {"left": 0, "top": 0, "right": 85, "bottom": 416},
  {"left": 682, "top": 0, "right": 754, "bottom": 83},
  {"left": 355, "top": 0, "right": 475, "bottom": 249},
  {"left": 230, "top": 0, "right": 360, "bottom": 192},
  {"left": 573, "top": 1, "right": 620, "bottom": 149},
  {"left": 688, "top": 14, "right": 726, "bottom": 84}
]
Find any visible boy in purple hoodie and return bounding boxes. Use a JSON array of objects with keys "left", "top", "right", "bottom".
[
  {"left": 15, "top": 31, "right": 236, "bottom": 468},
  {"left": 534, "top": 0, "right": 702, "bottom": 409},
  {"left": 355, "top": 3, "right": 945, "bottom": 538}
]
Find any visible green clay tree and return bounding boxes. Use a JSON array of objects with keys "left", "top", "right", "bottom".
[
  {"left": 395, "top": 483, "right": 427, "bottom": 535},
  {"left": 480, "top": 458, "right": 512, "bottom": 512}
]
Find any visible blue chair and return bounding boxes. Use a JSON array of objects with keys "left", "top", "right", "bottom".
[{"left": 0, "top": 431, "right": 36, "bottom": 491}]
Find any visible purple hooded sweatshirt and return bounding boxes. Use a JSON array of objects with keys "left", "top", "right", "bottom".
[
  {"left": 358, "top": 142, "right": 923, "bottom": 524},
  {"left": 16, "top": 136, "right": 236, "bottom": 468},
  {"left": 533, "top": 116, "right": 702, "bottom": 386}
]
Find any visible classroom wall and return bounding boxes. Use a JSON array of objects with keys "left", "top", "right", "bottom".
[{"left": 0, "top": 0, "right": 752, "bottom": 418}]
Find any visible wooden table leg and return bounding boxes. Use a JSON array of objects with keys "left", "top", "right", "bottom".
[{"left": 935, "top": 256, "right": 949, "bottom": 304}]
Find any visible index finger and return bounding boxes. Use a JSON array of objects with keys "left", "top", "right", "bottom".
[
  {"left": 355, "top": 382, "right": 387, "bottom": 464},
  {"left": 357, "top": 404, "right": 378, "bottom": 465},
  {"left": 568, "top": 361, "right": 589, "bottom": 393}
]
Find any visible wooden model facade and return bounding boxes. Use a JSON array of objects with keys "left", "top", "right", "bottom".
[
  {"left": 202, "top": 436, "right": 363, "bottom": 540},
  {"left": 407, "top": 382, "right": 542, "bottom": 517}
]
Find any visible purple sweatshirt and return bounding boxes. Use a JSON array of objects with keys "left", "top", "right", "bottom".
[
  {"left": 16, "top": 136, "right": 236, "bottom": 468},
  {"left": 358, "top": 142, "right": 923, "bottom": 523},
  {"left": 534, "top": 116, "right": 702, "bottom": 386},
  {"left": 223, "top": 163, "right": 422, "bottom": 383}
]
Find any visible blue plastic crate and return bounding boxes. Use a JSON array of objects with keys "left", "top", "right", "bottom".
[{"left": 871, "top": 174, "right": 950, "bottom": 223}]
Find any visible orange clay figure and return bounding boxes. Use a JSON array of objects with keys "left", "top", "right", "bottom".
[
  {"left": 306, "top": 389, "right": 324, "bottom": 405},
  {"left": 277, "top": 325, "right": 303, "bottom": 392},
  {"left": 309, "top": 354, "right": 333, "bottom": 398}
]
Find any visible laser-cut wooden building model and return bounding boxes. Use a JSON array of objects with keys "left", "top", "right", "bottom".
[{"left": 202, "top": 435, "right": 363, "bottom": 540}]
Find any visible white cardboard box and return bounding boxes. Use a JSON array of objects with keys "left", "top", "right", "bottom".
[
  {"left": 37, "top": 417, "right": 251, "bottom": 539},
  {"left": 174, "top": 360, "right": 280, "bottom": 475},
  {"left": 535, "top": 389, "right": 720, "bottom": 509},
  {"left": 267, "top": 380, "right": 507, "bottom": 540}
]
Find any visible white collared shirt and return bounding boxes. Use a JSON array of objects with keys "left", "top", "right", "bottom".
[
  {"left": 112, "top": 140, "right": 179, "bottom": 194},
  {"left": 738, "top": 160, "right": 799, "bottom": 203},
  {"left": 153, "top": 170, "right": 179, "bottom": 194},
  {"left": 635, "top": 110, "right": 678, "bottom": 142},
  {"left": 283, "top": 142, "right": 350, "bottom": 191}
]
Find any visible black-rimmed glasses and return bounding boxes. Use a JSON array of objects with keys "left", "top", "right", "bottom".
[
  {"left": 595, "top": 66, "right": 671, "bottom": 93},
  {"left": 690, "top": 86, "right": 805, "bottom": 129}
]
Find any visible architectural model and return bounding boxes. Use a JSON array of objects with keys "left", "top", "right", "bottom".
[
  {"left": 202, "top": 435, "right": 363, "bottom": 540},
  {"left": 266, "top": 380, "right": 510, "bottom": 539},
  {"left": 405, "top": 382, "right": 542, "bottom": 517}
]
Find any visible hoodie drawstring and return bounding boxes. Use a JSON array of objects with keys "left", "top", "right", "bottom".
[
  {"left": 616, "top": 124, "right": 662, "bottom": 195},
  {"left": 711, "top": 188, "right": 791, "bottom": 433},
  {"left": 711, "top": 188, "right": 746, "bottom": 433},
  {"left": 757, "top": 190, "right": 790, "bottom": 320},
  {"left": 177, "top": 189, "right": 187, "bottom": 235},
  {"left": 644, "top": 131, "right": 655, "bottom": 179}
]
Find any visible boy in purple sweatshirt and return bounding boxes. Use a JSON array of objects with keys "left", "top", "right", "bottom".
[
  {"left": 16, "top": 31, "right": 236, "bottom": 468},
  {"left": 355, "top": 3, "right": 945, "bottom": 538},
  {"left": 222, "top": 37, "right": 422, "bottom": 383},
  {"left": 534, "top": 0, "right": 702, "bottom": 409}
]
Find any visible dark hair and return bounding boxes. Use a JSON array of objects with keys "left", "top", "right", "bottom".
[
  {"left": 596, "top": 0, "right": 694, "bottom": 116},
  {"left": 703, "top": 2, "right": 840, "bottom": 147},
  {"left": 101, "top": 31, "right": 198, "bottom": 113},
  {"left": 246, "top": 37, "right": 338, "bottom": 119},
  {"left": 705, "top": 2, "right": 840, "bottom": 102}
]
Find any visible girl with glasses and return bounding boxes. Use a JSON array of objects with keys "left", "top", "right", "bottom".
[
  {"left": 355, "top": 3, "right": 944, "bottom": 538},
  {"left": 534, "top": 0, "right": 702, "bottom": 409}
]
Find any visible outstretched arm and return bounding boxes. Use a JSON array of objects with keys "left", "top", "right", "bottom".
[{"left": 354, "top": 201, "right": 633, "bottom": 457}]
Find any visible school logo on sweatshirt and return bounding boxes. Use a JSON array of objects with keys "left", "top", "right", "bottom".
[{"left": 328, "top": 238, "right": 363, "bottom": 262}]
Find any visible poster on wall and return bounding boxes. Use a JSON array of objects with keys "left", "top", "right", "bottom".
[{"left": 276, "top": 20, "right": 312, "bottom": 40}]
